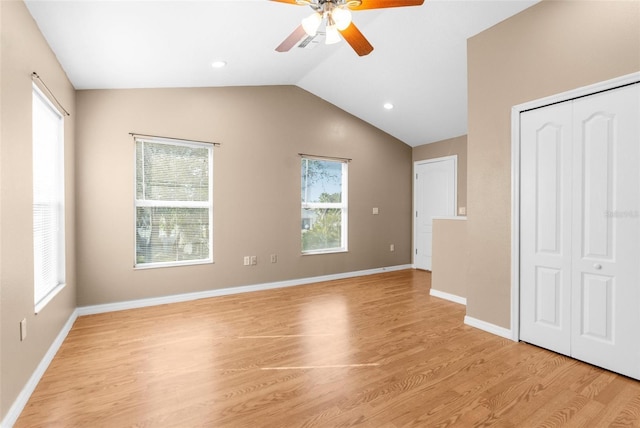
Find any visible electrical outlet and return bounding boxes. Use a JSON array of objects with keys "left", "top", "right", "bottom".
[
  {"left": 20, "top": 318, "right": 27, "bottom": 341},
  {"left": 390, "top": 244, "right": 395, "bottom": 252},
  {"left": 270, "top": 254, "right": 277, "bottom": 263},
  {"left": 372, "top": 207, "right": 379, "bottom": 215},
  {"left": 251, "top": 256, "right": 257, "bottom": 265},
  {"left": 243, "top": 256, "right": 250, "bottom": 266},
  {"left": 458, "top": 206, "right": 467, "bottom": 216}
]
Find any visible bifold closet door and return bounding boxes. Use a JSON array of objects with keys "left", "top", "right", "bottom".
[
  {"left": 520, "top": 102, "right": 573, "bottom": 356},
  {"left": 570, "top": 84, "right": 640, "bottom": 379},
  {"left": 520, "top": 83, "right": 640, "bottom": 380}
]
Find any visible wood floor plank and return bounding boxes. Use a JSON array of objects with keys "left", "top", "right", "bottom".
[{"left": 14, "top": 269, "right": 640, "bottom": 427}]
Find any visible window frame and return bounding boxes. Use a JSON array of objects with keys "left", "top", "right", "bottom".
[
  {"left": 133, "top": 136, "right": 214, "bottom": 269},
  {"left": 32, "top": 83, "right": 66, "bottom": 313},
  {"left": 300, "top": 156, "right": 349, "bottom": 255}
]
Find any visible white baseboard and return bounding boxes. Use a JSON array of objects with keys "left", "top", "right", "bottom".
[
  {"left": 429, "top": 288, "right": 466, "bottom": 305},
  {"left": 464, "top": 316, "right": 514, "bottom": 340},
  {"left": 77, "top": 264, "right": 413, "bottom": 316},
  {"left": 2, "top": 310, "right": 78, "bottom": 428}
]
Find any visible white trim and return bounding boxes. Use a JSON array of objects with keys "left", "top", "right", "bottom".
[
  {"left": 510, "top": 95, "right": 522, "bottom": 343},
  {"left": 513, "top": 73, "right": 640, "bottom": 113},
  {"left": 133, "top": 258, "right": 213, "bottom": 271},
  {"left": 134, "top": 135, "right": 211, "bottom": 150},
  {"left": 1, "top": 310, "right": 78, "bottom": 428},
  {"left": 510, "top": 72, "right": 640, "bottom": 343},
  {"left": 78, "top": 264, "right": 414, "bottom": 316},
  {"left": 32, "top": 84, "right": 67, "bottom": 313},
  {"left": 135, "top": 200, "right": 210, "bottom": 208},
  {"left": 300, "top": 157, "right": 348, "bottom": 254},
  {"left": 300, "top": 249, "right": 348, "bottom": 256},
  {"left": 429, "top": 288, "right": 466, "bottom": 305},
  {"left": 413, "top": 155, "right": 458, "bottom": 268},
  {"left": 34, "top": 282, "right": 66, "bottom": 314},
  {"left": 464, "top": 316, "right": 512, "bottom": 340},
  {"left": 134, "top": 137, "right": 214, "bottom": 269}
]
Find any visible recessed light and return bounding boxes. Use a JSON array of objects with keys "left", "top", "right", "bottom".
[
  {"left": 383, "top": 102, "right": 394, "bottom": 110},
  {"left": 211, "top": 61, "right": 227, "bottom": 69}
]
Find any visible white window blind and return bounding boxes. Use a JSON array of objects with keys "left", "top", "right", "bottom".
[
  {"left": 33, "top": 84, "right": 66, "bottom": 309},
  {"left": 135, "top": 137, "right": 213, "bottom": 268}
]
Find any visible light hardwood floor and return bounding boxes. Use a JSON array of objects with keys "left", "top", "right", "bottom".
[{"left": 16, "top": 269, "right": 640, "bottom": 427}]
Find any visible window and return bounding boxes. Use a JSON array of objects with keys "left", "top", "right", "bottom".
[
  {"left": 135, "top": 137, "right": 213, "bottom": 268},
  {"left": 301, "top": 156, "right": 348, "bottom": 254},
  {"left": 33, "top": 84, "right": 65, "bottom": 311}
]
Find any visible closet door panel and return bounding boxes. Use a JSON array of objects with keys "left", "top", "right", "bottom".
[
  {"left": 571, "top": 83, "right": 640, "bottom": 379},
  {"left": 578, "top": 273, "right": 614, "bottom": 341},
  {"left": 520, "top": 102, "right": 573, "bottom": 355},
  {"left": 580, "top": 111, "right": 615, "bottom": 260}
]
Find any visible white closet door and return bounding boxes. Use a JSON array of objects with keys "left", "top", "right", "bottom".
[
  {"left": 570, "top": 84, "right": 640, "bottom": 379},
  {"left": 521, "top": 83, "right": 640, "bottom": 380},
  {"left": 520, "top": 102, "right": 573, "bottom": 355}
]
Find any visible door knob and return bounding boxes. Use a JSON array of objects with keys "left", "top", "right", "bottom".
[{"left": 593, "top": 263, "right": 602, "bottom": 270}]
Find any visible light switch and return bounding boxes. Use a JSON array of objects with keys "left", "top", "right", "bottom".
[{"left": 373, "top": 207, "right": 379, "bottom": 215}]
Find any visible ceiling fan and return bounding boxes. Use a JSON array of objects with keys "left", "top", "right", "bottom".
[{"left": 271, "top": 0, "right": 425, "bottom": 56}]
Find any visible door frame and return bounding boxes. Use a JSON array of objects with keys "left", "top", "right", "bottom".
[
  {"left": 413, "top": 155, "right": 457, "bottom": 269},
  {"left": 510, "top": 72, "right": 640, "bottom": 342}
]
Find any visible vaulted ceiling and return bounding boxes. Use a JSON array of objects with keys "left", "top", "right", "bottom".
[{"left": 25, "top": 0, "right": 538, "bottom": 146}]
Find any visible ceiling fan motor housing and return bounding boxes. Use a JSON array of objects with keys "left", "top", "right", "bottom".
[{"left": 298, "top": 0, "right": 363, "bottom": 11}]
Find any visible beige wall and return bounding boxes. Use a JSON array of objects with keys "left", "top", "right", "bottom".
[
  {"left": 431, "top": 219, "right": 467, "bottom": 299},
  {"left": 467, "top": 0, "right": 640, "bottom": 328},
  {"left": 75, "top": 86, "right": 412, "bottom": 306},
  {"left": 1, "top": 0, "right": 77, "bottom": 420},
  {"left": 413, "top": 135, "right": 467, "bottom": 213}
]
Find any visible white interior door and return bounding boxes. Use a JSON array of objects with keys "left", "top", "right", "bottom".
[
  {"left": 414, "top": 157, "right": 456, "bottom": 271},
  {"left": 519, "top": 102, "right": 573, "bottom": 356},
  {"left": 570, "top": 84, "right": 640, "bottom": 379},
  {"left": 520, "top": 82, "right": 640, "bottom": 380}
]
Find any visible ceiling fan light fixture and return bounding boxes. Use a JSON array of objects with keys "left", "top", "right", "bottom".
[
  {"left": 325, "top": 22, "right": 341, "bottom": 44},
  {"left": 301, "top": 12, "right": 322, "bottom": 36},
  {"left": 332, "top": 7, "right": 352, "bottom": 31},
  {"left": 274, "top": 0, "right": 420, "bottom": 56}
]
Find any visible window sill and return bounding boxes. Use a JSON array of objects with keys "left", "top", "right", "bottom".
[
  {"left": 134, "top": 259, "right": 214, "bottom": 270},
  {"left": 35, "top": 282, "right": 66, "bottom": 314},
  {"left": 301, "top": 249, "right": 348, "bottom": 256}
]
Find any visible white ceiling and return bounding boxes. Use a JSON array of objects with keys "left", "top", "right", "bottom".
[{"left": 25, "top": 0, "right": 538, "bottom": 147}]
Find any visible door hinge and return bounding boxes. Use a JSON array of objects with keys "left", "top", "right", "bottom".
[
  {"left": 416, "top": 173, "right": 418, "bottom": 180},
  {"left": 415, "top": 248, "right": 418, "bottom": 255}
]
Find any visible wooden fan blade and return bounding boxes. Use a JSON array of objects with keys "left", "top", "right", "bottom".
[
  {"left": 350, "top": 0, "right": 424, "bottom": 10},
  {"left": 339, "top": 22, "right": 374, "bottom": 56},
  {"left": 276, "top": 25, "right": 307, "bottom": 52}
]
